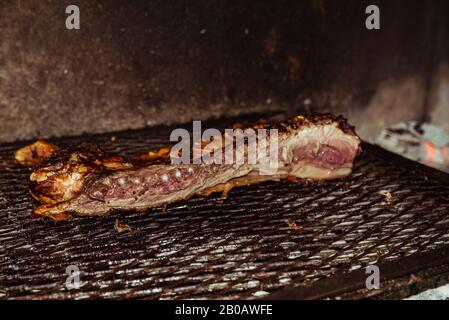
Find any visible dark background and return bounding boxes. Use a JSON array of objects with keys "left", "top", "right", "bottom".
[{"left": 0, "top": 0, "right": 448, "bottom": 142}]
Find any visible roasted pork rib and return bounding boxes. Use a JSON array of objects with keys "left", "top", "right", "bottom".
[{"left": 16, "top": 114, "right": 361, "bottom": 220}]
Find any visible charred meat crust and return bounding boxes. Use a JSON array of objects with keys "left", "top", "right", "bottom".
[
  {"left": 28, "top": 144, "right": 104, "bottom": 204},
  {"left": 14, "top": 140, "right": 61, "bottom": 167},
  {"left": 249, "top": 113, "right": 357, "bottom": 136},
  {"left": 29, "top": 143, "right": 131, "bottom": 204}
]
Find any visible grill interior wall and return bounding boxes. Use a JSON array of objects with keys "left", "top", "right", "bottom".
[{"left": 0, "top": 0, "right": 448, "bottom": 143}]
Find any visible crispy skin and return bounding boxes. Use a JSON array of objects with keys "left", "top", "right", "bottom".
[
  {"left": 15, "top": 140, "right": 60, "bottom": 167},
  {"left": 250, "top": 114, "right": 357, "bottom": 136},
  {"left": 29, "top": 144, "right": 132, "bottom": 204},
  {"left": 23, "top": 113, "right": 361, "bottom": 221}
]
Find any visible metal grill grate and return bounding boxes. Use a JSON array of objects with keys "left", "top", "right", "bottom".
[{"left": 1, "top": 118, "right": 449, "bottom": 299}]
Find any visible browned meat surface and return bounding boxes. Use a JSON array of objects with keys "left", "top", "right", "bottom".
[
  {"left": 20, "top": 114, "right": 361, "bottom": 221},
  {"left": 28, "top": 144, "right": 132, "bottom": 205},
  {"left": 15, "top": 140, "right": 60, "bottom": 167}
]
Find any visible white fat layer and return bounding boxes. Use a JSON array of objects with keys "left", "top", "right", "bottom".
[{"left": 290, "top": 165, "right": 352, "bottom": 180}]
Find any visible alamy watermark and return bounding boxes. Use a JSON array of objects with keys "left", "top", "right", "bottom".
[
  {"left": 170, "top": 121, "right": 279, "bottom": 175},
  {"left": 65, "top": 264, "right": 81, "bottom": 290},
  {"left": 365, "top": 265, "right": 380, "bottom": 290},
  {"left": 365, "top": 5, "right": 380, "bottom": 30},
  {"left": 65, "top": 5, "right": 380, "bottom": 31},
  {"left": 65, "top": 5, "right": 80, "bottom": 30}
]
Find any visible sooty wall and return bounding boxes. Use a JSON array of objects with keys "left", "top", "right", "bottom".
[{"left": 0, "top": 0, "right": 448, "bottom": 142}]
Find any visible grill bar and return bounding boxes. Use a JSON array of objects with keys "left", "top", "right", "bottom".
[{"left": 269, "top": 244, "right": 449, "bottom": 299}]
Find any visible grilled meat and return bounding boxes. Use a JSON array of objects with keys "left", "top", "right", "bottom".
[
  {"left": 28, "top": 144, "right": 132, "bottom": 205},
  {"left": 15, "top": 140, "right": 60, "bottom": 167},
  {"left": 22, "top": 114, "right": 361, "bottom": 221}
]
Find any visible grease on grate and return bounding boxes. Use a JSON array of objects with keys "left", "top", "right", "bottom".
[{"left": 114, "top": 219, "right": 133, "bottom": 234}]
